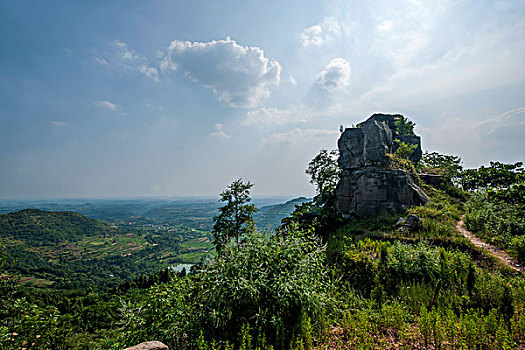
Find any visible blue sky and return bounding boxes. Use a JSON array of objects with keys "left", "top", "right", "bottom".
[{"left": 1, "top": 0, "right": 524, "bottom": 198}]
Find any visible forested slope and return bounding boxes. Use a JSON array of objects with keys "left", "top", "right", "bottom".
[{"left": 1, "top": 156, "right": 524, "bottom": 349}]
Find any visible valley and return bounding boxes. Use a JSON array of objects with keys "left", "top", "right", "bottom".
[{"left": 0, "top": 196, "right": 307, "bottom": 292}]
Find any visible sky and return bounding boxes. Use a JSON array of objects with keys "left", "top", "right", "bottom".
[{"left": 1, "top": 0, "right": 524, "bottom": 199}]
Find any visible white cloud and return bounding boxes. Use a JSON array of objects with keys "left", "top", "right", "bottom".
[
  {"left": 210, "top": 123, "right": 230, "bottom": 139},
  {"left": 51, "top": 121, "right": 67, "bottom": 127},
  {"left": 377, "top": 19, "right": 393, "bottom": 32},
  {"left": 316, "top": 58, "right": 351, "bottom": 92},
  {"left": 95, "top": 40, "right": 159, "bottom": 82},
  {"left": 289, "top": 75, "right": 297, "bottom": 86},
  {"left": 161, "top": 37, "right": 281, "bottom": 108},
  {"left": 244, "top": 106, "right": 308, "bottom": 127},
  {"left": 140, "top": 65, "right": 159, "bottom": 83},
  {"left": 419, "top": 108, "right": 525, "bottom": 167},
  {"left": 94, "top": 100, "right": 117, "bottom": 111},
  {"left": 94, "top": 57, "right": 108, "bottom": 65},
  {"left": 299, "top": 17, "right": 341, "bottom": 48},
  {"left": 244, "top": 103, "right": 345, "bottom": 128},
  {"left": 114, "top": 40, "right": 140, "bottom": 61},
  {"left": 266, "top": 128, "right": 339, "bottom": 145}
]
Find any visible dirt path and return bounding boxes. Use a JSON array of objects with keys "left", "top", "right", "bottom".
[{"left": 456, "top": 216, "right": 524, "bottom": 273}]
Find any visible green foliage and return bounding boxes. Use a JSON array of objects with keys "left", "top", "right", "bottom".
[
  {"left": 3, "top": 156, "right": 525, "bottom": 350},
  {"left": 305, "top": 149, "right": 340, "bottom": 203},
  {"left": 420, "top": 151, "right": 463, "bottom": 178},
  {"left": 279, "top": 150, "right": 343, "bottom": 241},
  {"left": 0, "top": 225, "right": 195, "bottom": 291},
  {"left": 387, "top": 141, "right": 418, "bottom": 176},
  {"left": 198, "top": 232, "right": 331, "bottom": 346},
  {"left": 212, "top": 179, "right": 258, "bottom": 252},
  {"left": 278, "top": 200, "right": 342, "bottom": 242},
  {"left": 394, "top": 115, "right": 416, "bottom": 135},
  {"left": 462, "top": 162, "right": 525, "bottom": 257},
  {"left": 0, "top": 209, "right": 115, "bottom": 245},
  {"left": 512, "top": 235, "right": 525, "bottom": 264},
  {"left": 393, "top": 141, "right": 417, "bottom": 160},
  {"left": 460, "top": 161, "right": 525, "bottom": 192}
]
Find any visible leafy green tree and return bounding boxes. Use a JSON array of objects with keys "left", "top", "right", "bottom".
[
  {"left": 305, "top": 149, "right": 340, "bottom": 203},
  {"left": 280, "top": 150, "right": 342, "bottom": 240},
  {"left": 388, "top": 141, "right": 418, "bottom": 173},
  {"left": 212, "top": 179, "right": 258, "bottom": 252},
  {"left": 394, "top": 115, "right": 415, "bottom": 135},
  {"left": 459, "top": 161, "right": 524, "bottom": 191},
  {"left": 420, "top": 151, "right": 463, "bottom": 178},
  {"left": 198, "top": 232, "right": 331, "bottom": 346}
]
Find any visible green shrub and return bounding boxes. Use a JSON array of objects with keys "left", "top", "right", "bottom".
[
  {"left": 511, "top": 235, "right": 525, "bottom": 264},
  {"left": 196, "top": 232, "right": 332, "bottom": 348}
]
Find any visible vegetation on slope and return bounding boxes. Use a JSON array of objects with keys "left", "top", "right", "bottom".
[
  {"left": 0, "top": 210, "right": 214, "bottom": 291},
  {"left": 0, "top": 131, "right": 523, "bottom": 349}
]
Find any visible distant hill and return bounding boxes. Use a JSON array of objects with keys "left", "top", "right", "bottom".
[
  {"left": 256, "top": 197, "right": 311, "bottom": 231},
  {"left": 0, "top": 209, "right": 115, "bottom": 245},
  {"left": 0, "top": 209, "right": 213, "bottom": 291}
]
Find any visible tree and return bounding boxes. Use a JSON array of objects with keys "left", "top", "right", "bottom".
[
  {"left": 420, "top": 151, "right": 463, "bottom": 178},
  {"left": 278, "top": 150, "right": 342, "bottom": 240},
  {"left": 459, "top": 161, "right": 524, "bottom": 192},
  {"left": 212, "top": 179, "right": 258, "bottom": 252},
  {"left": 394, "top": 115, "right": 415, "bottom": 135},
  {"left": 305, "top": 149, "right": 340, "bottom": 199}
]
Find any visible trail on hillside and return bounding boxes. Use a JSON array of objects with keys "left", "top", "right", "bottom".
[{"left": 456, "top": 215, "right": 524, "bottom": 273}]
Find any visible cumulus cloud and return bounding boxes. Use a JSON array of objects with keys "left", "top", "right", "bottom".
[
  {"left": 210, "top": 123, "right": 230, "bottom": 139},
  {"left": 51, "top": 121, "right": 67, "bottom": 127},
  {"left": 299, "top": 17, "right": 341, "bottom": 48},
  {"left": 316, "top": 58, "right": 351, "bottom": 92},
  {"left": 94, "top": 100, "right": 117, "bottom": 111},
  {"left": 266, "top": 128, "right": 339, "bottom": 145},
  {"left": 160, "top": 37, "right": 281, "bottom": 108}
]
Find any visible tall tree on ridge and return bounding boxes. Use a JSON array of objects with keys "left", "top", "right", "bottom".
[{"left": 212, "top": 179, "right": 258, "bottom": 253}]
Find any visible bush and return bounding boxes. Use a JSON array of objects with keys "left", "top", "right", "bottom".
[
  {"left": 196, "top": 232, "right": 332, "bottom": 348},
  {"left": 511, "top": 235, "right": 525, "bottom": 265}
]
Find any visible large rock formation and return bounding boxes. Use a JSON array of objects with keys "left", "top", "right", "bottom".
[
  {"left": 335, "top": 114, "right": 429, "bottom": 217},
  {"left": 124, "top": 341, "right": 169, "bottom": 350}
]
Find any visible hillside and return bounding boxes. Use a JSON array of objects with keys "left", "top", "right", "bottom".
[
  {"left": 0, "top": 209, "right": 213, "bottom": 291},
  {"left": 255, "top": 197, "right": 311, "bottom": 230},
  {"left": 1, "top": 151, "right": 524, "bottom": 349},
  {"left": 0, "top": 209, "right": 114, "bottom": 245}
]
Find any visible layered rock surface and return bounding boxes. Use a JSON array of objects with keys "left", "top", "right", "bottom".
[{"left": 335, "top": 114, "right": 429, "bottom": 217}]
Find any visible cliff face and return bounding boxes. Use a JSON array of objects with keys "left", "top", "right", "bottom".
[{"left": 335, "top": 114, "right": 429, "bottom": 217}]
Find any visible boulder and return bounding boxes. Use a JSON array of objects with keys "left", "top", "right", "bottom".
[
  {"left": 336, "top": 114, "right": 429, "bottom": 217},
  {"left": 400, "top": 214, "right": 421, "bottom": 233},
  {"left": 419, "top": 173, "right": 452, "bottom": 188},
  {"left": 124, "top": 341, "right": 169, "bottom": 350}
]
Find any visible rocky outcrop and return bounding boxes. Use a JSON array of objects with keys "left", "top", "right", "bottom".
[
  {"left": 124, "top": 341, "right": 169, "bottom": 350},
  {"left": 336, "top": 114, "right": 429, "bottom": 217}
]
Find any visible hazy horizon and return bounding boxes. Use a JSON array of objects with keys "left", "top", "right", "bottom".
[{"left": 1, "top": 0, "right": 524, "bottom": 199}]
